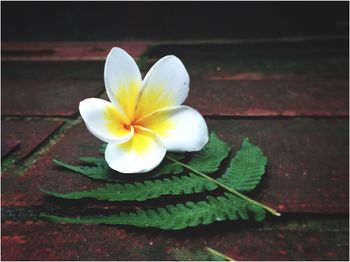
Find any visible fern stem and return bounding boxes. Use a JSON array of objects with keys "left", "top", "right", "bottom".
[
  {"left": 206, "top": 247, "right": 236, "bottom": 261},
  {"left": 166, "top": 156, "right": 281, "bottom": 217}
]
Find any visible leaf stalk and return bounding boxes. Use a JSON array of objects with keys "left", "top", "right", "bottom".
[
  {"left": 166, "top": 156, "right": 281, "bottom": 216},
  {"left": 206, "top": 247, "right": 236, "bottom": 261}
]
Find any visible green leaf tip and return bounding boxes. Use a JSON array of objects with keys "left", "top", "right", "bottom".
[
  {"left": 99, "top": 143, "right": 107, "bottom": 154},
  {"left": 53, "top": 157, "right": 112, "bottom": 181},
  {"left": 219, "top": 137, "right": 268, "bottom": 192},
  {"left": 52, "top": 159, "right": 65, "bottom": 166}
]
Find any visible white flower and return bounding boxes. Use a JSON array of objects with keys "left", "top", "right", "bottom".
[{"left": 79, "top": 48, "right": 208, "bottom": 173}]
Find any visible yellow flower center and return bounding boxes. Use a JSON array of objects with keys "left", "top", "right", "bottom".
[{"left": 104, "top": 82, "right": 176, "bottom": 154}]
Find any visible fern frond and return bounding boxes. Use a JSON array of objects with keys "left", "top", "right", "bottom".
[
  {"left": 150, "top": 156, "right": 185, "bottom": 178},
  {"left": 48, "top": 136, "right": 266, "bottom": 201},
  {"left": 41, "top": 193, "right": 265, "bottom": 230},
  {"left": 53, "top": 155, "right": 185, "bottom": 182},
  {"left": 79, "top": 156, "right": 106, "bottom": 165},
  {"left": 43, "top": 173, "right": 217, "bottom": 201},
  {"left": 99, "top": 143, "right": 107, "bottom": 154},
  {"left": 53, "top": 132, "right": 228, "bottom": 183},
  {"left": 219, "top": 138, "right": 267, "bottom": 192},
  {"left": 187, "top": 132, "right": 230, "bottom": 173},
  {"left": 53, "top": 158, "right": 113, "bottom": 181}
]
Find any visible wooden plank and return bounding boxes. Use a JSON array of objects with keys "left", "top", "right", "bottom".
[
  {"left": 187, "top": 77, "right": 348, "bottom": 116},
  {"left": 1, "top": 120, "right": 63, "bottom": 159},
  {"left": 2, "top": 61, "right": 104, "bottom": 80},
  {"left": 2, "top": 119, "right": 348, "bottom": 214},
  {"left": 3, "top": 68, "right": 347, "bottom": 117},
  {"left": 2, "top": 41, "right": 151, "bottom": 61},
  {"left": 1, "top": 221, "right": 348, "bottom": 260},
  {"left": 147, "top": 40, "right": 349, "bottom": 117},
  {"left": 2, "top": 61, "right": 107, "bottom": 116},
  {"left": 2, "top": 139, "right": 20, "bottom": 159},
  {"left": 3, "top": 39, "right": 347, "bottom": 117},
  {"left": 2, "top": 80, "right": 104, "bottom": 116},
  {"left": 209, "top": 119, "right": 349, "bottom": 213}
]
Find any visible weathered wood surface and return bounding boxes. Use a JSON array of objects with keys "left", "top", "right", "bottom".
[
  {"left": 2, "top": 221, "right": 348, "bottom": 261},
  {"left": 2, "top": 41, "right": 151, "bottom": 61},
  {"left": 1, "top": 120, "right": 348, "bottom": 214},
  {"left": 3, "top": 39, "right": 348, "bottom": 117},
  {"left": 1, "top": 39, "right": 348, "bottom": 260},
  {"left": 149, "top": 40, "right": 349, "bottom": 117},
  {"left": 1, "top": 120, "right": 63, "bottom": 159},
  {"left": 2, "top": 61, "right": 106, "bottom": 116}
]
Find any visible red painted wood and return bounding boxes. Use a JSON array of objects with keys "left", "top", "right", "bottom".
[
  {"left": 4, "top": 77, "right": 347, "bottom": 117},
  {"left": 2, "top": 139, "right": 20, "bottom": 158},
  {"left": 187, "top": 77, "right": 348, "bottom": 116},
  {"left": 148, "top": 41, "right": 349, "bottom": 117},
  {"left": 2, "top": 41, "right": 152, "bottom": 61},
  {"left": 4, "top": 73, "right": 347, "bottom": 118},
  {"left": 1, "top": 222, "right": 348, "bottom": 261},
  {"left": 2, "top": 119, "right": 348, "bottom": 214},
  {"left": 209, "top": 119, "right": 349, "bottom": 213},
  {"left": 2, "top": 80, "right": 104, "bottom": 116},
  {"left": 3, "top": 61, "right": 104, "bottom": 80},
  {"left": 1, "top": 124, "right": 102, "bottom": 206},
  {"left": 1, "top": 120, "right": 63, "bottom": 159},
  {"left": 1, "top": 40, "right": 348, "bottom": 262},
  {"left": 3, "top": 41, "right": 347, "bottom": 117}
]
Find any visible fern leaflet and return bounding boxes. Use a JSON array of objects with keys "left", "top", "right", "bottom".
[
  {"left": 54, "top": 156, "right": 185, "bottom": 182},
  {"left": 43, "top": 173, "right": 217, "bottom": 201},
  {"left": 52, "top": 132, "right": 229, "bottom": 184},
  {"left": 46, "top": 132, "right": 233, "bottom": 201},
  {"left": 41, "top": 193, "right": 265, "bottom": 230},
  {"left": 46, "top": 136, "right": 266, "bottom": 202},
  {"left": 219, "top": 138, "right": 267, "bottom": 192},
  {"left": 53, "top": 157, "right": 112, "bottom": 181},
  {"left": 187, "top": 132, "right": 230, "bottom": 173}
]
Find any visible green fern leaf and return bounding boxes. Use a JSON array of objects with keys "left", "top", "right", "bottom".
[
  {"left": 52, "top": 132, "right": 228, "bottom": 183},
  {"left": 40, "top": 193, "right": 265, "bottom": 230},
  {"left": 43, "top": 173, "right": 217, "bottom": 201},
  {"left": 149, "top": 156, "right": 185, "bottom": 178},
  {"left": 99, "top": 143, "right": 107, "bottom": 154},
  {"left": 53, "top": 155, "right": 185, "bottom": 182},
  {"left": 219, "top": 138, "right": 267, "bottom": 192},
  {"left": 187, "top": 132, "right": 230, "bottom": 173},
  {"left": 47, "top": 136, "right": 266, "bottom": 202},
  {"left": 100, "top": 143, "right": 185, "bottom": 160},
  {"left": 53, "top": 158, "right": 112, "bottom": 181},
  {"left": 79, "top": 156, "right": 106, "bottom": 165}
]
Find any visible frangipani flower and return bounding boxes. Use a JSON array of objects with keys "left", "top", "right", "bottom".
[{"left": 79, "top": 48, "right": 208, "bottom": 173}]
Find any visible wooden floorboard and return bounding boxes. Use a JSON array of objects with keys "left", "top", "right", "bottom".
[{"left": 1, "top": 39, "right": 348, "bottom": 260}]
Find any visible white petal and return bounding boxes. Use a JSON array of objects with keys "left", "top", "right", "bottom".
[
  {"left": 79, "top": 98, "right": 133, "bottom": 144},
  {"left": 104, "top": 47, "right": 142, "bottom": 119},
  {"left": 138, "top": 105, "right": 208, "bottom": 152},
  {"left": 105, "top": 126, "right": 166, "bottom": 173},
  {"left": 135, "top": 55, "right": 189, "bottom": 119}
]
